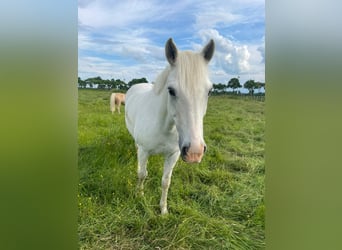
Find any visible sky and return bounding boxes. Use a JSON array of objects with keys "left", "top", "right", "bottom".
[{"left": 78, "top": 0, "right": 265, "bottom": 86}]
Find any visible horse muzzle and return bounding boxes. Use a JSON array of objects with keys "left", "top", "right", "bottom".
[{"left": 181, "top": 143, "right": 206, "bottom": 163}]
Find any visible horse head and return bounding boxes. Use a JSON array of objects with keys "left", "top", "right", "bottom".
[{"left": 165, "top": 38, "right": 215, "bottom": 163}]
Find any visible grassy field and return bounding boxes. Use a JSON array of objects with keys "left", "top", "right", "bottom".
[{"left": 78, "top": 89, "right": 265, "bottom": 249}]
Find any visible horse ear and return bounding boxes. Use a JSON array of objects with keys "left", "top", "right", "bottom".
[
  {"left": 165, "top": 38, "right": 178, "bottom": 65},
  {"left": 202, "top": 39, "right": 215, "bottom": 62}
]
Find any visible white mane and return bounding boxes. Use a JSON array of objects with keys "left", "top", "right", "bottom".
[
  {"left": 152, "top": 66, "right": 171, "bottom": 95},
  {"left": 153, "top": 51, "right": 210, "bottom": 95}
]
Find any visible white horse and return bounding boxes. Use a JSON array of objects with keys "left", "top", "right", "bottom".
[
  {"left": 125, "top": 38, "right": 215, "bottom": 214},
  {"left": 110, "top": 93, "right": 125, "bottom": 114}
]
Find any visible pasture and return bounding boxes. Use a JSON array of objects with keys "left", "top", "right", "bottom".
[{"left": 78, "top": 89, "right": 265, "bottom": 249}]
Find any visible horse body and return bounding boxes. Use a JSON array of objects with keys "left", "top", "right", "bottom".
[
  {"left": 110, "top": 93, "right": 125, "bottom": 114},
  {"left": 125, "top": 38, "right": 215, "bottom": 214}
]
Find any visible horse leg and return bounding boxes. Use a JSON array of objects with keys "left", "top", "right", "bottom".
[
  {"left": 110, "top": 104, "right": 114, "bottom": 114},
  {"left": 118, "top": 102, "right": 121, "bottom": 114},
  {"left": 160, "top": 150, "right": 180, "bottom": 215},
  {"left": 137, "top": 147, "right": 148, "bottom": 195}
]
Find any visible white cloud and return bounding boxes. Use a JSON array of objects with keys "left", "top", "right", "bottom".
[
  {"left": 78, "top": 1, "right": 150, "bottom": 28},
  {"left": 78, "top": 55, "right": 165, "bottom": 83},
  {"left": 257, "top": 45, "right": 265, "bottom": 63},
  {"left": 195, "top": 29, "right": 264, "bottom": 84},
  {"left": 194, "top": 4, "right": 242, "bottom": 30},
  {"left": 199, "top": 29, "right": 250, "bottom": 73},
  {"left": 78, "top": 0, "right": 93, "bottom": 8},
  {"left": 78, "top": 0, "right": 194, "bottom": 29},
  {"left": 193, "top": 0, "right": 264, "bottom": 30}
]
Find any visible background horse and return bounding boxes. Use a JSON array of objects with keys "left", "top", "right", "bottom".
[
  {"left": 125, "top": 38, "right": 215, "bottom": 215},
  {"left": 110, "top": 93, "right": 125, "bottom": 114}
]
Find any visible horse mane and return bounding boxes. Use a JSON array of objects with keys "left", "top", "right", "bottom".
[
  {"left": 153, "top": 51, "right": 209, "bottom": 95},
  {"left": 153, "top": 66, "right": 171, "bottom": 95}
]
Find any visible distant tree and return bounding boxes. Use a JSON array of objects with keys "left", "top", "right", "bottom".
[
  {"left": 244, "top": 80, "right": 256, "bottom": 95},
  {"left": 255, "top": 81, "right": 265, "bottom": 93},
  {"left": 128, "top": 77, "right": 148, "bottom": 88},
  {"left": 107, "top": 78, "right": 126, "bottom": 90},
  {"left": 227, "top": 77, "right": 241, "bottom": 94},
  {"left": 88, "top": 76, "right": 102, "bottom": 84},
  {"left": 117, "top": 79, "right": 128, "bottom": 91},
  {"left": 109, "top": 78, "right": 117, "bottom": 89},
  {"left": 258, "top": 82, "right": 265, "bottom": 92},
  {"left": 85, "top": 76, "right": 104, "bottom": 88},
  {"left": 212, "top": 83, "right": 226, "bottom": 93},
  {"left": 103, "top": 79, "right": 112, "bottom": 89},
  {"left": 78, "top": 77, "right": 86, "bottom": 88}
]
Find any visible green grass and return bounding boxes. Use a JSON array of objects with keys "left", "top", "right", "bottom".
[{"left": 78, "top": 89, "right": 265, "bottom": 249}]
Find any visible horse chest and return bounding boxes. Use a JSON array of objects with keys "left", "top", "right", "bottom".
[{"left": 135, "top": 123, "right": 178, "bottom": 155}]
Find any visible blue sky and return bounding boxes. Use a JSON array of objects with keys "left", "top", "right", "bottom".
[{"left": 78, "top": 0, "right": 265, "bottom": 85}]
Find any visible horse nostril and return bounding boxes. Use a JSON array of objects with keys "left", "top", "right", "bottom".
[
  {"left": 204, "top": 145, "right": 207, "bottom": 153},
  {"left": 181, "top": 146, "right": 189, "bottom": 156}
]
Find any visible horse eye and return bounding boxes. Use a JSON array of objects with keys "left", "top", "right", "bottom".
[
  {"left": 168, "top": 87, "right": 176, "bottom": 97},
  {"left": 208, "top": 88, "right": 213, "bottom": 96}
]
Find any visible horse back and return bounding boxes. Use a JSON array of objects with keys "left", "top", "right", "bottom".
[{"left": 115, "top": 93, "right": 126, "bottom": 104}]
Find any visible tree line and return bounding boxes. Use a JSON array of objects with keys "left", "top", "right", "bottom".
[
  {"left": 78, "top": 76, "right": 265, "bottom": 95},
  {"left": 78, "top": 76, "right": 148, "bottom": 91},
  {"left": 213, "top": 78, "right": 265, "bottom": 95}
]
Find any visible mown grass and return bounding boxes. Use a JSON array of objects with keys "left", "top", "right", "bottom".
[{"left": 78, "top": 89, "right": 265, "bottom": 249}]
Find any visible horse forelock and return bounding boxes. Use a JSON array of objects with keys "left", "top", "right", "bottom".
[
  {"left": 176, "top": 51, "right": 209, "bottom": 94},
  {"left": 153, "top": 51, "right": 210, "bottom": 95}
]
